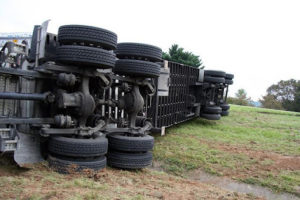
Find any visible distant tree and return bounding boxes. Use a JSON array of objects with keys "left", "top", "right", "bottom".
[
  {"left": 259, "top": 94, "right": 283, "bottom": 110},
  {"left": 236, "top": 89, "right": 247, "bottom": 99},
  {"left": 235, "top": 89, "right": 251, "bottom": 106},
  {"left": 261, "top": 79, "right": 300, "bottom": 111},
  {"left": 162, "top": 44, "right": 203, "bottom": 68},
  {"left": 227, "top": 88, "right": 252, "bottom": 106},
  {"left": 293, "top": 88, "right": 300, "bottom": 112}
]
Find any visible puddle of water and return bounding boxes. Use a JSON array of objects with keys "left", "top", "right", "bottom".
[{"left": 149, "top": 162, "right": 300, "bottom": 200}]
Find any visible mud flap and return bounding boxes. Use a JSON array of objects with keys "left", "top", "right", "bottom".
[{"left": 14, "top": 132, "right": 44, "bottom": 167}]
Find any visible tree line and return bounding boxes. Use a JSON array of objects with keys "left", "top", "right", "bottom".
[
  {"left": 228, "top": 79, "right": 300, "bottom": 112},
  {"left": 260, "top": 79, "right": 300, "bottom": 112}
]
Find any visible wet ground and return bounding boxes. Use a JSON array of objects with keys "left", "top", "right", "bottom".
[{"left": 150, "top": 162, "right": 300, "bottom": 200}]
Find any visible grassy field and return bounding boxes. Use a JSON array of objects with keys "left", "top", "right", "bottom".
[
  {"left": 154, "top": 105, "right": 300, "bottom": 196},
  {"left": 0, "top": 104, "right": 299, "bottom": 199}
]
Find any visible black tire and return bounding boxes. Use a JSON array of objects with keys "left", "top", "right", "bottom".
[
  {"left": 107, "top": 134, "right": 154, "bottom": 152},
  {"left": 202, "top": 106, "right": 222, "bottom": 114},
  {"left": 200, "top": 113, "right": 221, "bottom": 120},
  {"left": 225, "top": 79, "right": 233, "bottom": 85},
  {"left": 48, "top": 136, "right": 108, "bottom": 157},
  {"left": 204, "top": 76, "right": 225, "bottom": 84},
  {"left": 221, "top": 110, "right": 229, "bottom": 116},
  {"left": 58, "top": 25, "right": 117, "bottom": 50},
  {"left": 220, "top": 103, "right": 230, "bottom": 111},
  {"left": 225, "top": 73, "right": 234, "bottom": 80},
  {"left": 115, "top": 43, "right": 162, "bottom": 62},
  {"left": 56, "top": 45, "right": 116, "bottom": 68},
  {"left": 204, "top": 70, "right": 226, "bottom": 77},
  {"left": 114, "top": 59, "right": 160, "bottom": 78},
  {"left": 48, "top": 155, "right": 106, "bottom": 174},
  {"left": 107, "top": 151, "right": 152, "bottom": 169}
]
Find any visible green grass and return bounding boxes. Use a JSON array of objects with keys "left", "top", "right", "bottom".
[
  {"left": 159, "top": 105, "right": 300, "bottom": 155},
  {"left": 153, "top": 105, "right": 300, "bottom": 195},
  {"left": 0, "top": 104, "right": 299, "bottom": 199},
  {"left": 242, "top": 170, "right": 300, "bottom": 194}
]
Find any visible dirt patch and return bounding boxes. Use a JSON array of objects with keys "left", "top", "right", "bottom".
[
  {"left": 276, "top": 157, "right": 300, "bottom": 171},
  {"left": 200, "top": 139, "right": 300, "bottom": 178},
  {"left": 294, "top": 139, "right": 300, "bottom": 144},
  {"left": 87, "top": 168, "right": 263, "bottom": 200},
  {"left": 0, "top": 159, "right": 262, "bottom": 200}
]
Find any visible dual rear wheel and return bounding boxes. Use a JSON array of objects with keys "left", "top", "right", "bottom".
[
  {"left": 48, "top": 134, "right": 155, "bottom": 173},
  {"left": 200, "top": 105, "right": 222, "bottom": 120},
  {"left": 114, "top": 42, "right": 162, "bottom": 78},
  {"left": 107, "top": 134, "right": 154, "bottom": 169},
  {"left": 56, "top": 25, "right": 117, "bottom": 69},
  {"left": 48, "top": 136, "right": 108, "bottom": 174}
]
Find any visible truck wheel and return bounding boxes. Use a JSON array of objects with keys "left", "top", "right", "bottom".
[
  {"left": 202, "top": 106, "right": 222, "bottom": 114},
  {"left": 204, "top": 76, "right": 225, "bottom": 84},
  {"left": 204, "top": 70, "right": 226, "bottom": 77},
  {"left": 107, "top": 134, "right": 154, "bottom": 152},
  {"left": 56, "top": 45, "right": 116, "bottom": 68},
  {"left": 225, "top": 73, "right": 234, "bottom": 80},
  {"left": 107, "top": 151, "right": 152, "bottom": 169},
  {"left": 48, "top": 136, "right": 108, "bottom": 157},
  {"left": 221, "top": 110, "right": 229, "bottom": 116},
  {"left": 48, "top": 155, "right": 106, "bottom": 174},
  {"left": 115, "top": 43, "right": 162, "bottom": 62},
  {"left": 220, "top": 103, "right": 230, "bottom": 111},
  {"left": 200, "top": 113, "right": 221, "bottom": 120},
  {"left": 114, "top": 59, "right": 160, "bottom": 78},
  {"left": 58, "top": 25, "right": 117, "bottom": 50},
  {"left": 225, "top": 79, "right": 233, "bottom": 85}
]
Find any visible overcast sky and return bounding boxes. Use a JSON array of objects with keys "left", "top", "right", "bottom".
[{"left": 1, "top": 0, "right": 299, "bottom": 100}]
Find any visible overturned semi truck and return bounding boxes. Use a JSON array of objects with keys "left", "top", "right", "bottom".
[{"left": 0, "top": 21, "right": 234, "bottom": 173}]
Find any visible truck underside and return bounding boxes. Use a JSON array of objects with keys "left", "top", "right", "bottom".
[{"left": 0, "top": 21, "right": 234, "bottom": 173}]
